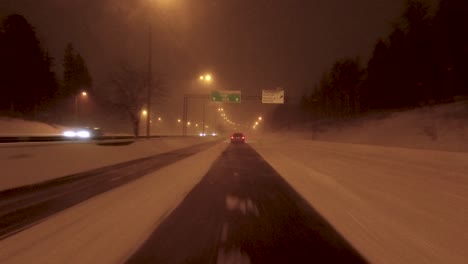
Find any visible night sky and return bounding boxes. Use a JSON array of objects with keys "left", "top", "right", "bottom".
[{"left": 0, "top": 0, "right": 417, "bottom": 127}]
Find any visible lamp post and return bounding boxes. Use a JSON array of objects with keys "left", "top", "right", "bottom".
[
  {"left": 199, "top": 73, "right": 212, "bottom": 135},
  {"left": 181, "top": 74, "right": 213, "bottom": 136},
  {"left": 75, "top": 91, "right": 87, "bottom": 124},
  {"left": 146, "top": 17, "right": 152, "bottom": 139}
]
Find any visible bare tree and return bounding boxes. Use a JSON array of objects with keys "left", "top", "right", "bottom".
[{"left": 101, "top": 63, "right": 164, "bottom": 136}]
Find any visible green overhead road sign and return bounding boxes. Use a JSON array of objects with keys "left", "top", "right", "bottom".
[{"left": 211, "top": 90, "right": 241, "bottom": 103}]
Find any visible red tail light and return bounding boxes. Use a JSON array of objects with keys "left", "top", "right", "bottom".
[
  {"left": 230, "top": 136, "right": 234, "bottom": 139},
  {"left": 242, "top": 136, "right": 245, "bottom": 139}
]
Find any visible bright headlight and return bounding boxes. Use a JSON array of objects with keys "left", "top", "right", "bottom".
[
  {"left": 63, "top": 131, "right": 76, "bottom": 137},
  {"left": 76, "top": 130, "right": 91, "bottom": 138}
]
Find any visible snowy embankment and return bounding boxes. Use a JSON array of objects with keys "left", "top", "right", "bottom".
[
  {"left": 296, "top": 101, "right": 468, "bottom": 152},
  {"left": 252, "top": 102, "right": 468, "bottom": 264}
]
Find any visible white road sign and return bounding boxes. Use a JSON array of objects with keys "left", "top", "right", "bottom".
[{"left": 262, "top": 89, "right": 284, "bottom": 104}]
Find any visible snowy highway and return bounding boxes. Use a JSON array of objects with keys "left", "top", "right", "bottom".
[{"left": 0, "top": 135, "right": 467, "bottom": 263}]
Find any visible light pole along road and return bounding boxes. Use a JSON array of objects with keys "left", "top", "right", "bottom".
[
  {"left": 181, "top": 74, "right": 213, "bottom": 136},
  {"left": 74, "top": 91, "right": 87, "bottom": 124},
  {"left": 146, "top": 16, "right": 152, "bottom": 139},
  {"left": 182, "top": 94, "right": 210, "bottom": 136}
]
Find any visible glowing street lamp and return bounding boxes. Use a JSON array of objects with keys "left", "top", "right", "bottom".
[{"left": 75, "top": 91, "right": 88, "bottom": 124}]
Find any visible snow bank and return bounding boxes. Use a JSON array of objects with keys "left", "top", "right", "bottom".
[
  {"left": 0, "top": 137, "right": 218, "bottom": 191},
  {"left": 0, "top": 118, "right": 65, "bottom": 136},
  {"left": 278, "top": 101, "right": 468, "bottom": 152}
]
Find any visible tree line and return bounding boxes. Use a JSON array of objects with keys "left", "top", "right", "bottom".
[
  {"left": 0, "top": 13, "right": 164, "bottom": 136},
  {"left": 301, "top": 0, "right": 468, "bottom": 120},
  {"left": 0, "top": 14, "right": 92, "bottom": 118}
]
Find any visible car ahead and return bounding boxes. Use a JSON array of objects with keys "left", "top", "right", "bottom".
[{"left": 230, "top": 132, "right": 245, "bottom": 143}]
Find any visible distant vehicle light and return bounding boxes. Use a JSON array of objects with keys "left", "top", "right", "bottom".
[
  {"left": 199, "top": 133, "right": 206, "bottom": 137},
  {"left": 212, "top": 133, "right": 217, "bottom": 136},
  {"left": 76, "top": 130, "right": 91, "bottom": 138},
  {"left": 63, "top": 131, "right": 76, "bottom": 137}
]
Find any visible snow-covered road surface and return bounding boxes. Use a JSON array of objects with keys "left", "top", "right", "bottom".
[
  {"left": 1, "top": 135, "right": 467, "bottom": 264},
  {"left": 252, "top": 136, "right": 468, "bottom": 264}
]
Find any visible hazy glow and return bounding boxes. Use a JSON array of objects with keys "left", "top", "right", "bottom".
[
  {"left": 77, "top": 130, "right": 91, "bottom": 138},
  {"left": 63, "top": 131, "right": 76, "bottom": 137}
]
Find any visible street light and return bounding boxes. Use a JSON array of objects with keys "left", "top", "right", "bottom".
[
  {"left": 199, "top": 74, "right": 212, "bottom": 82},
  {"left": 145, "top": 3, "right": 155, "bottom": 139},
  {"left": 75, "top": 91, "right": 88, "bottom": 124},
  {"left": 198, "top": 73, "right": 213, "bottom": 135}
]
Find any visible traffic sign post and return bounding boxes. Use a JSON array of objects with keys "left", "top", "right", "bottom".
[
  {"left": 262, "top": 89, "right": 284, "bottom": 104},
  {"left": 211, "top": 90, "right": 241, "bottom": 103}
]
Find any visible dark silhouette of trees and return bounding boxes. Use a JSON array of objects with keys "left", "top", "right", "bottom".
[
  {"left": 62, "top": 43, "right": 92, "bottom": 97},
  {"left": 431, "top": 0, "right": 468, "bottom": 99},
  {"left": 302, "top": 58, "right": 364, "bottom": 119},
  {"left": 362, "top": 0, "right": 435, "bottom": 111},
  {"left": 0, "top": 14, "right": 58, "bottom": 116},
  {"left": 303, "top": 0, "right": 468, "bottom": 123}
]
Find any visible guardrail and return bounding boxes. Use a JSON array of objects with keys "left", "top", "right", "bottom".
[{"left": 0, "top": 135, "right": 191, "bottom": 144}]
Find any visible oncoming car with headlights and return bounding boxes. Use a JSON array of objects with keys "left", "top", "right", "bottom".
[{"left": 63, "top": 127, "right": 104, "bottom": 139}]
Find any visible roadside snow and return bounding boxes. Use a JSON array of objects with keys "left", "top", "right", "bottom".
[
  {"left": 289, "top": 101, "right": 468, "bottom": 152},
  {"left": 0, "top": 137, "right": 217, "bottom": 191},
  {"left": 0, "top": 118, "right": 64, "bottom": 136},
  {"left": 0, "top": 142, "right": 228, "bottom": 264},
  {"left": 251, "top": 138, "right": 468, "bottom": 264}
]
